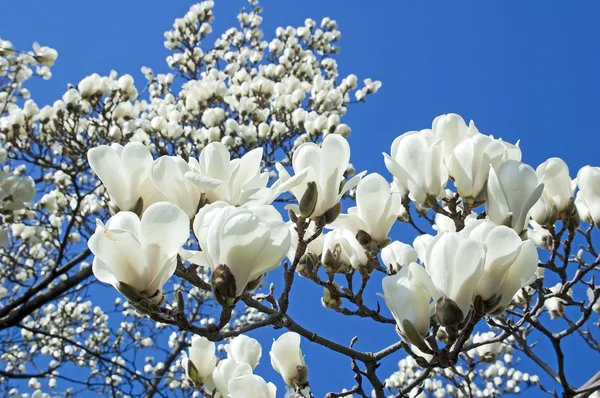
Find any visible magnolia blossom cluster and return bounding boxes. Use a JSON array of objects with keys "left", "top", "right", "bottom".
[
  {"left": 0, "top": 1, "right": 380, "bottom": 167},
  {"left": 181, "top": 332, "right": 306, "bottom": 397},
  {"left": 377, "top": 113, "right": 600, "bottom": 344},
  {"left": 86, "top": 108, "right": 600, "bottom": 395}
]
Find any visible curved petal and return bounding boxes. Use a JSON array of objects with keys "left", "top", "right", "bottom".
[
  {"left": 121, "top": 142, "right": 153, "bottom": 204},
  {"left": 498, "top": 240, "right": 539, "bottom": 308},
  {"left": 140, "top": 202, "right": 189, "bottom": 289},
  {"left": 88, "top": 145, "right": 129, "bottom": 209}
]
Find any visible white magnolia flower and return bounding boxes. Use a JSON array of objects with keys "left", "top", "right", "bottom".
[
  {"left": 270, "top": 332, "right": 307, "bottom": 387},
  {"left": 32, "top": 42, "right": 58, "bottom": 67},
  {"left": 586, "top": 288, "right": 600, "bottom": 314},
  {"left": 225, "top": 334, "right": 263, "bottom": 370},
  {"left": 190, "top": 202, "right": 290, "bottom": 304},
  {"left": 150, "top": 155, "right": 204, "bottom": 218},
  {"left": 0, "top": 172, "right": 35, "bottom": 211},
  {"left": 384, "top": 130, "right": 448, "bottom": 206},
  {"left": 575, "top": 165, "right": 600, "bottom": 226},
  {"left": 88, "top": 202, "right": 189, "bottom": 304},
  {"left": 379, "top": 263, "right": 438, "bottom": 341},
  {"left": 185, "top": 142, "right": 269, "bottom": 206},
  {"left": 467, "top": 332, "right": 504, "bottom": 359},
  {"left": 212, "top": 358, "right": 253, "bottom": 397},
  {"left": 331, "top": 173, "right": 400, "bottom": 243},
  {"left": 228, "top": 374, "right": 276, "bottom": 398},
  {"left": 321, "top": 229, "right": 368, "bottom": 272},
  {"left": 527, "top": 220, "right": 553, "bottom": 251},
  {"left": 448, "top": 133, "right": 521, "bottom": 202},
  {"left": 545, "top": 283, "right": 569, "bottom": 319},
  {"left": 461, "top": 220, "right": 539, "bottom": 311},
  {"left": 431, "top": 113, "right": 475, "bottom": 163},
  {"left": 277, "top": 134, "right": 364, "bottom": 219},
  {"left": 181, "top": 336, "right": 217, "bottom": 386},
  {"left": 425, "top": 232, "right": 485, "bottom": 323},
  {"left": 88, "top": 143, "right": 159, "bottom": 212},
  {"left": 486, "top": 160, "right": 544, "bottom": 234},
  {"left": 530, "top": 158, "right": 575, "bottom": 225},
  {"left": 381, "top": 241, "right": 418, "bottom": 272}
]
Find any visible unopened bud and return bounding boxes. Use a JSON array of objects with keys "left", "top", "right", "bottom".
[
  {"left": 401, "top": 319, "right": 425, "bottom": 347},
  {"left": 321, "top": 284, "right": 342, "bottom": 309},
  {"left": 323, "top": 202, "right": 342, "bottom": 224},
  {"left": 187, "top": 359, "right": 200, "bottom": 386},
  {"left": 211, "top": 264, "right": 237, "bottom": 307},
  {"left": 356, "top": 230, "right": 372, "bottom": 246},
  {"left": 288, "top": 208, "right": 298, "bottom": 223},
  {"left": 299, "top": 181, "right": 318, "bottom": 218},
  {"left": 297, "top": 252, "right": 318, "bottom": 278},
  {"left": 116, "top": 281, "right": 144, "bottom": 304},
  {"left": 295, "top": 365, "right": 308, "bottom": 387},
  {"left": 435, "top": 297, "right": 464, "bottom": 327}
]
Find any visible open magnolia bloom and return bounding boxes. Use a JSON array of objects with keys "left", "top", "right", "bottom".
[
  {"left": 225, "top": 335, "right": 263, "bottom": 370},
  {"left": 425, "top": 231, "right": 485, "bottom": 326},
  {"left": 379, "top": 263, "right": 438, "bottom": 344},
  {"left": 276, "top": 134, "right": 364, "bottom": 220},
  {"left": 0, "top": 171, "right": 35, "bottom": 211},
  {"left": 383, "top": 130, "right": 448, "bottom": 206},
  {"left": 228, "top": 374, "right": 276, "bottom": 398},
  {"left": 331, "top": 173, "right": 401, "bottom": 244},
  {"left": 150, "top": 155, "right": 206, "bottom": 218},
  {"left": 181, "top": 336, "right": 217, "bottom": 387},
  {"left": 88, "top": 202, "right": 189, "bottom": 305},
  {"left": 185, "top": 142, "right": 269, "bottom": 206},
  {"left": 575, "top": 165, "right": 600, "bottom": 226},
  {"left": 270, "top": 332, "right": 307, "bottom": 387},
  {"left": 212, "top": 359, "right": 253, "bottom": 397},
  {"left": 88, "top": 142, "right": 159, "bottom": 212},
  {"left": 448, "top": 133, "right": 521, "bottom": 204},
  {"left": 321, "top": 228, "right": 368, "bottom": 273},
  {"left": 190, "top": 202, "right": 290, "bottom": 306},
  {"left": 530, "top": 157, "right": 575, "bottom": 225},
  {"left": 460, "top": 220, "right": 539, "bottom": 312},
  {"left": 381, "top": 241, "right": 418, "bottom": 272},
  {"left": 486, "top": 160, "right": 544, "bottom": 234}
]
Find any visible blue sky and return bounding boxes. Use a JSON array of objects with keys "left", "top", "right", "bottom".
[{"left": 2, "top": 1, "right": 599, "bottom": 397}]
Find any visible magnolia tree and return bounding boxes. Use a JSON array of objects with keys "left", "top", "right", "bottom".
[{"left": 0, "top": 1, "right": 599, "bottom": 397}]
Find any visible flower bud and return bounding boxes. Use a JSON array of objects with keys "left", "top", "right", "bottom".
[
  {"left": 321, "top": 283, "right": 342, "bottom": 309},
  {"left": 297, "top": 252, "right": 318, "bottom": 278},
  {"left": 116, "top": 281, "right": 144, "bottom": 304},
  {"left": 356, "top": 230, "right": 372, "bottom": 246},
  {"left": 401, "top": 319, "right": 425, "bottom": 347},
  {"left": 323, "top": 202, "right": 342, "bottom": 224},
  {"left": 299, "top": 181, "right": 318, "bottom": 218},
  {"left": 435, "top": 297, "right": 464, "bottom": 327},
  {"left": 211, "top": 264, "right": 237, "bottom": 307},
  {"left": 288, "top": 208, "right": 298, "bottom": 223}
]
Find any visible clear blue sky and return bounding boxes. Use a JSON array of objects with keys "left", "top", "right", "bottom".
[{"left": 2, "top": 1, "right": 599, "bottom": 397}]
